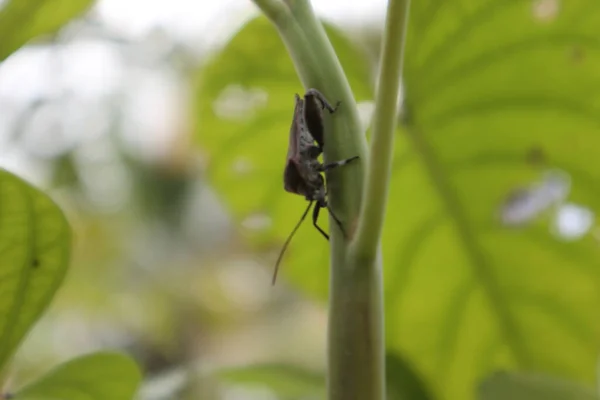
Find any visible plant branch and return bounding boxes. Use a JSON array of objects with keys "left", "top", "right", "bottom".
[
  {"left": 251, "top": 1, "right": 410, "bottom": 399},
  {"left": 351, "top": 0, "right": 411, "bottom": 259}
]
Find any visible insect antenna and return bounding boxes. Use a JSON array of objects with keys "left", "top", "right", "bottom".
[{"left": 272, "top": 200, "right": 314, "bottom": 285}]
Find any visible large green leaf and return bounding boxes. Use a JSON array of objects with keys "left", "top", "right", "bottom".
[
  {"left": 196, "top": 3, "right": 600, "bottom": 400},
  {"left": 0, "top": 0, "right": 93, "bottom": 61},
  {"left": 0, "top": 170, "right": 71, "bottom": 370},
  {"left": 387, "top": 1, "right": 600, "bottom": 399},
  {"left": 478, "top": 371, "right": 599, "bottom": 400},
  {"left": 11, "top": 352, "right": 142, "bottom": 400},
  {"left": 194, "top": 16, "right": 373, "bottom": 296}
]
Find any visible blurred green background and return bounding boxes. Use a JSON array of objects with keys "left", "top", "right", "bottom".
[{"left": 1, "top": 0, "right": 600, "bottom": 399}]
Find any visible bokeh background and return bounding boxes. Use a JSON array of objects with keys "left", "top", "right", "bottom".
[{"left": 2, "top": 0, "right": 600, "bottom": 399}]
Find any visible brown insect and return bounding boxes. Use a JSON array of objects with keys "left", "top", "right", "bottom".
[{"left": 272, "top": 89, "right": 359, "bottom": 284}]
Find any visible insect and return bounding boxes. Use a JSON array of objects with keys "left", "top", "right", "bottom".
[{"left": 272, "top": 88, "right": 359, "bottom": 284}]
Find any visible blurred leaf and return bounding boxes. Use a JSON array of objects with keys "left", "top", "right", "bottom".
[
  {"left": 385, "top": 1, "right": 600, "bottom": 399},
  {"left": 386, "top": 352, "right": 434, "bottom": 400},
  {"left": 13, "top": 352, "right": 142, "bottom": 400},
  {"left": 478, "top": 371, "right": 599, "bottom": 400},
  {"left": 0, "top": 0, "right": 93, "bottom": 61},
  {"left": 218, "top": 363, "right": 325, "bottom": 399},
  {"left": 197, "top": 3, "right": 600, "bottom": 400},
  {"left": 194, "top": 16, "right": 373, "bottom": 296},
  {"left": 0, "top": 170, "right": 71, "bottom": 370}
]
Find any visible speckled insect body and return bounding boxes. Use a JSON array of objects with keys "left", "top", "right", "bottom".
[{"left": 272, "top": 89, "right": 359, "bottom": 284}]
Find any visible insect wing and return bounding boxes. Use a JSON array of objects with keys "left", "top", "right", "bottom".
[
  {"left": 284, "top": 94, "right": 309, "bottom": 196},
  {"left": 286, "top": 94, "right": 303, "bottom": 161},
  {"left": 284, "top": 159, "right": 309, "bottom": 196},
  {"left": 303, "top": 91, "right": 325, "bottom": 149}
]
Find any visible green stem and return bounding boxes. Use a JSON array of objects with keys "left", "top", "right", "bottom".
[
  {"left": 351, "top": 0, "right": 411, "bottom": 259},
  {"left": 252, "top": 0, "right": 409, "bottom": 399}
]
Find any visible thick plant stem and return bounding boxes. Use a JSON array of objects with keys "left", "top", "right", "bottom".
[
  {"left": 328, "top": 252, "right": 385, "bottom": 400},
  {"left": 252, "top": 0, "right": 409, "bottom": 399},
  {"left": 333, "top": 3, "right": 410, "bottom": 397}
]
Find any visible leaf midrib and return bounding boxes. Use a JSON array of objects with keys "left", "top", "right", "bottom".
[{"left": 404, "top": 125, "right": 530, "bottom": 367}]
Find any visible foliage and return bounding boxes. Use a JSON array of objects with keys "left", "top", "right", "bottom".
[
  {"left": 3, "top": 0, "right": 600, "bottom": 398},
  {"left": 0, "top": 3, "right": 142, "bottom": 398},
  {"left": 478, "top": 371, "right": 599, "bottom": 400},
  {"left": 196, "top": 1, "right": 600, "bottom": 399},
  {"left": 0, "top": 169, "right": 141, "bottom": 399},
  {"left": 12, "top": 352, "right": 142, "bottom": 400},
  {"left": 0, "top": 0, "right": 94, "bottom": 61},
  {"left": 0, "top": 170, "right": 71, "bottom": 370},
  {"left": 395, "top": 1, "right": 600, "bottom": 398}
]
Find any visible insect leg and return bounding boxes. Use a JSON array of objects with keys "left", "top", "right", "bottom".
[
  {"left": 272, "top": 201, "right": 314, "bottom": 285},
  {"left": 326, "top": 205, "right": 347, "bottom": 238},
  {"left": 305, "top": 88, "right": 340, "bottom": 114},
  {"left": 312, "top": 203, "right": 330, "bottom": 240},
  {"left": 319, "top": 155, "right": 359, "bottom": 172}
]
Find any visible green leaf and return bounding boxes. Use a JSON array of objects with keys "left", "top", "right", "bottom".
[
  {"left": 386, "top": 352, "right": 434, "bottom": 400},
  {"left": 12, "top": 352, "right": 142, "bottom": 400},
  {"left": 0, "top": 170, "right": 71, "bottom": 370},
  {"left": 0, "top": 0, "right": 93, "bottom": 61},
  {"left": 197, "top": 3, "right": 600, "bottom": 400},
  {"left": 193, "top": 16, "right": 372, "bottom": 296},
  {"left": 478, "top": 371, "right": 599, "bottom": 400},
  {"left": 217, "top": 363, "right": 325, "bottom": 398},
  {"left": 385, "top": 1, "right": 600, "bottom": 399}
]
